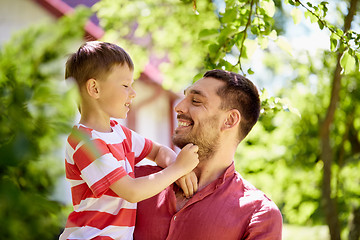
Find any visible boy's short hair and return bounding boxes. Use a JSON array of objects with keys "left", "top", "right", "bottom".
[
  {"left": 65, "top": 41, "right": 134, "bottom": 86},
  {"left": 203, "top": 69, "right": 260, "bottom": 141}
]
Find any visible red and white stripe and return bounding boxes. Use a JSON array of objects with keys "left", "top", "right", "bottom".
[{"left": 60, "top": 120, "right": 152, "bottom": 240}]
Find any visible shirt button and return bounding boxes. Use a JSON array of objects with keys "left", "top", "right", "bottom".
[{"left": 173, "top": 216, "right": 176, "bottom": 221}]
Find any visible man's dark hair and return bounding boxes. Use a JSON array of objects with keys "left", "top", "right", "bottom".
[
  {"left": 65, "top": 41, "right": 134, "bottom": 86},
  {"left": 203, "top": 69, "right": 260, "bottom": 141}
]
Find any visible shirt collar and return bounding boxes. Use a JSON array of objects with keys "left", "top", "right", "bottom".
[
  {"left": 171, "top": 162, "right": 236, "bottom": 210},
  {"left": 173, "top": 162, "right": 235, "bottom": 196},
  {"left": 215, "top": 161, "right": 235, "bottom": 187},
  {"left": 196, "top": 161, "right": 236, "bottom": 195}
]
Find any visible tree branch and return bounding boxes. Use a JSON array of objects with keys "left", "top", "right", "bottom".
[
  {"left": 295, "top": 0, "right": 344, "bottom": 41},
  {"left": 237, "top": 0, "right": 255, "bottom": 74},
  {"left": 319, "top": 0, "right": 358, "bottom": 239}
]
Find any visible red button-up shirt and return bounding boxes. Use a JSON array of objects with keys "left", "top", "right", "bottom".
[{"left": 134, "top": 163, "right": 282, "bottom": 240}]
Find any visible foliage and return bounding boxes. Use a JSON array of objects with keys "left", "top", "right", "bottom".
[
  {"left": 237, "top": 31, "right": 360, "bottom": 239},
  {"left": 0, "top": 7, "right": 90, "bottom": 239},
  {"left": 288, "top": 0, "right": 360, "bottom": 74},
  {"left": 94, "top": 0, "right": 220, "bottom": 92},
  {"left": 93, "top": 0, "right": 360, "bottom": 238},
  {"left": 1, "top": 0, "right": 359, "bottom": 239}
]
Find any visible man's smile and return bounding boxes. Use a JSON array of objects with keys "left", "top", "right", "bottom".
[
  {"left": 176, "top": 115, "right": 194, "bottom": 131},
  {"left": 178, "top": 120, "right": 192, "bottom": 127}
]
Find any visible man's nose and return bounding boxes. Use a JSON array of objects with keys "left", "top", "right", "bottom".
[{"left": 174, "top": 98, "right": 186, "bottom": 113}]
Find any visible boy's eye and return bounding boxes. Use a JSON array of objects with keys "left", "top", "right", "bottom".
[{"left": 123, "top": 85, "right": 129, "bottom": 88}]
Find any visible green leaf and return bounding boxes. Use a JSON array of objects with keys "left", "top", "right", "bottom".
[
  {"left": 268, "top": 30, "right": 277, "bottom": 40},
  {"left": 208, "top": 43, "right": 221, "bottom": 60},
  {"left": 330, "top": 37, "right": 338, "bottom": 51},
  {"left": 317, "top": 20, "right": 324, "bottom": 30},
  {"left": 222, "top": 7, "right": 238, "bottom": 23},
  {"left": 199, "top": 29, "right": 219, "bottom": 40},
  {"left": 320, "top": 1, "right": 328, "bottom": 17},
  {"left": 340, "top": 50, "right": 356, "bottom": 74},
  {"left": 320, "top": 1, "right": 329, "bottom": 5},
  {"left": 356, "top": 52, "right": 360, "bottom": 71},
  {"left": 336, "top": 28, "right": 344, "bottom": 36},
  {"left": 260, "top": 0, "right": 276, "bottom": 17},
  {"left": 290, "top": 8, "right": 302, "bottom": 25},
  {"left": 192, "top": 72, "right": 204, "bottom": 83},
  {"left": 260, "top": 88, "right": 269, "bottom": 101},
  {"left": 304, "top": 11, "right": 317, "bottom": 23},
  {"left": 330, "top": 32, "right": 340, "bottom": 40},
  {"left": 276, "top": 37, "right": 293, "bottom": 56},
  {"left": 244, "top": 39, "right": 258, "bottom": 58},
  {"left": 247, "top": 68, "right": 255, "bottom": 75},
  {"left": 251, "top": 26, "right": 260, "bottom": 35},
  {"left": 258, "top": 36, "right": 269, "bottom": 49},
  {"left": 218, "top": 26, "right": 237, "bottom": 45}
]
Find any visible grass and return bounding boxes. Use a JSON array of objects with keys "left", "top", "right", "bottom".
[{"left": 283, "top": 224, "right": 329, "bottom": 240}]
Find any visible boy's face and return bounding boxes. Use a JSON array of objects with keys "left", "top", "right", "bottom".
[{"left": 97, "top": 64, "right": 136, "bottom": 119}]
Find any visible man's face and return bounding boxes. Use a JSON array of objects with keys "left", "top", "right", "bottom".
[{"left": 172, "top": 77, "right": 226, "bottom": 159}]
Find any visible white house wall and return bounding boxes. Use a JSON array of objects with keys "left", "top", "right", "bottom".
[
  {"left": 0, "top": 0, "right": 54, "bottom": 45},
  {"left": 132, "top": 80, "right": 172, "bottom": 147}
]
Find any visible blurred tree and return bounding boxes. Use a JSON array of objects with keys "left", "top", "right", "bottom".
[
  {"left": 236, "top": 1, "right": 360, "bottom": 240},
  {"left": 318, "top": 0, "right": 358, "bottom": 239},
  {"left": 0, "top": 7, "right": 91, "bottom": 239}
]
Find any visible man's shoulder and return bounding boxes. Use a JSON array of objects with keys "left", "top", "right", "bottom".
[
  {"left": 135, "top": 165, "right": 163, "bottom": 178},
  {"left": 233, "top": 171, "right": 278, "bottom": 208},
  {"left": 231, "top": 173, "right": 283, "bottom": 238}
]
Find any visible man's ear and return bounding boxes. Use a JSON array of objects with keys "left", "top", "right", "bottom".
[
  {"left": 86, "top": 78, "right": 100, "bottom": 99},
  {"left": 222, "top": 109, "right": 241, "bottom": 130}
]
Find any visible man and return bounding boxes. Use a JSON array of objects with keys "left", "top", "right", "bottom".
[{"left": 134, "top": 69, "right": 283, "bottom": 240}]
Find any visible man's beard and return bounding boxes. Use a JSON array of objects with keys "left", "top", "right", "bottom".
[{"left": 172, "top": 114, "right": 220, "bottom": 160}]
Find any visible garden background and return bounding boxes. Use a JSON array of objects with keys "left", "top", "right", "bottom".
[{"left": 0, "top": 0, "right": 359, "bottom": 239}]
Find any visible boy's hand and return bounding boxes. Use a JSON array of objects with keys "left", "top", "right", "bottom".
[
  {"left": 173, "top": 143, "right": 199, "bottom": 173},
  {"left": 176, "top": 171, "right": 198, "bottom": 198}
]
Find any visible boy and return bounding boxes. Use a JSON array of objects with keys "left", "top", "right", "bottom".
[{"left": 59, "top": 41, "right": 199, "bottom": 240}]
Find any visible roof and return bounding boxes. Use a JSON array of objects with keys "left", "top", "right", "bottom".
[{"left": 32, "top": 0, "right": 103, "bottom": 40}]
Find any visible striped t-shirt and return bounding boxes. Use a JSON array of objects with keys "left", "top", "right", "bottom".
[{"left": 59, "top": 120, "right": 153, "bottom": 240}]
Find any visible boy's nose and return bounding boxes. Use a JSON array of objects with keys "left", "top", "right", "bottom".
[{"left": 130, "top": 87, "right": 136, "bottom": 98}]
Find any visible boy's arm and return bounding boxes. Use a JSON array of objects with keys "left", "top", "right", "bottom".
[
  {"left": 146, "top": 142, "right": 176, "bottom": 168},
  {"left": 145, "top": 142, "right": 198, "bottom": 198},
  {"left": 110, "top": 143, "right": 199, "bottom": 203}
]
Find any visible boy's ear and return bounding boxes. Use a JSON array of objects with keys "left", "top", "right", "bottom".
[
  {"left": 221, "top": 109, "right": 241, "bottom": 131},
  {"left": 86, "top": 78, "right": 100, "bottom": 99}
]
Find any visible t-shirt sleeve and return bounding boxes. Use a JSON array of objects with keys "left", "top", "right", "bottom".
[
  {"left": 244, "top": 199, "right": 283, "bottom": 240},
  {"left": 127, "top": 128, "right": 153, "bottom": 164},
  {"left": 72, "top": 136, "right": 128, "bottom": 197}
]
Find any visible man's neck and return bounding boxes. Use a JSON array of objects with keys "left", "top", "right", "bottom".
[
  {"left": 194, "top": 156, "right": 233, "bottom": 191},
  {"left": 193, "top": 138, "right": 238, "bottom": 190},
  {"left": 174, "top": 141, "right": 237, "bottom": 211}
]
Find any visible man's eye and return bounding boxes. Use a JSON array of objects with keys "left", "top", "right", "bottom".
[{"left": 192, "top": 99, "right": 201, "bottom": 104}]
